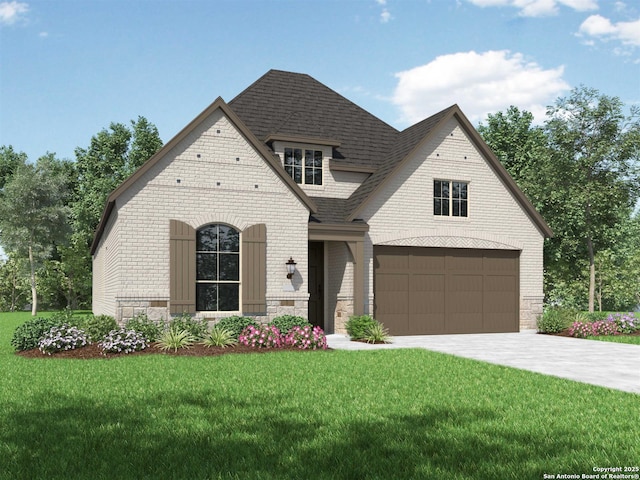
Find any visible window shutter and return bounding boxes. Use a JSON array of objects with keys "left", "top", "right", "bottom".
[
  {"left": 242, "top": 223, "right": 267, "bottom": 314},
  {"left": 169, "top": 220, "right": 196, "bottom": 314}
]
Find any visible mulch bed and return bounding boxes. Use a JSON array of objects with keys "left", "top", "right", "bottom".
[{"left": 16, "top": 343, "right": 323, "bottom": 360}]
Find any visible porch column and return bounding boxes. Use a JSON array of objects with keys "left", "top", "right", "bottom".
[{"left": 347, "top": 240, "right": 364, "bottom": 316}]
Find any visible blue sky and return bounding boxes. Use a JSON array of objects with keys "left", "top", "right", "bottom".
[{"left": 1, "top": 0, "right": 639, "bottom": 163}]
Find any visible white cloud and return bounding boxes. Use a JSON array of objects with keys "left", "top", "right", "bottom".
[
  {"left": 392, "top": 50, "right": 570, "bottom": 125},
  {"left": 466, "top": 0, "right": 597, "bottom": 17},
  {"left": 0, "top": 1, "right": 28, "bottom": 26},
  {"left": 380, "top": 8, "right": 391, "bottom": 23},
  {"left": 579, "top": 14, "right": 640, "bottom": 46}
]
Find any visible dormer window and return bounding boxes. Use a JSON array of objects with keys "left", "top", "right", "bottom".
[{"left": 284, "top": 148, "right": 323, "bottom": 185}]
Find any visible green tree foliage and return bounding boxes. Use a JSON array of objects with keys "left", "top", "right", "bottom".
[
  {"left": 478, "top": 106, "right": 550, "bottom": 210},
  {"left": 545, "top": 87, "right": 639, "bottom": 312},
  {"left": 0, "top": 255, "right": 29, "bottom": 312},
  {"left": 0, "top": 145, "right": 27, "bottom": 190},
  {"left": 73, "top": 116, "right": 162, "bottom": 247},
  {"left": 479, "top": 87, "right": 640, "bottom": 311},
  {"left": 0, "top": 154, "right": 71, "bottom": 315}
]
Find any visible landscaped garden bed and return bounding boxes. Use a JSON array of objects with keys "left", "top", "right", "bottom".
[
  {"left": 10, "top": 311, "right": 329, "bottom": 360},
  {"left": 537, "top": 309, "right": 640, "bottom": 344}
]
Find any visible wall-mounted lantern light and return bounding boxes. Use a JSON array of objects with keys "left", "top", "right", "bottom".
[{"left": 286, "top": 257, "right": 297, "bottom": 279}]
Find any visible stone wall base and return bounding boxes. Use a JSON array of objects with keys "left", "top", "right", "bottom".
[
  {"left": 520, "top": 296, "right": 544, "bottom": 330},
  {"left": 333, "top": 297, "right": 354, "bottom": 334}
]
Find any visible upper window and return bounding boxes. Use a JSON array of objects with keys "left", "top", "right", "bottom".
[
  {"left": 434, "top": 180, "right": 468, "bottom": 217},
  {"left": 196, "top": 224, "right": 240, "bottom": 311},
  {"left": 284, "top": 148, "right": 323, "bottom": 185}
]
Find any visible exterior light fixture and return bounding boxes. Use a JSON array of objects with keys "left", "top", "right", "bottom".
[{"left": 286, "top": 257, "right": 297, "bottom": 279}]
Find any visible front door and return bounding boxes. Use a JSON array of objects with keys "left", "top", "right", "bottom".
[{"left": 308, "top": 242, "right": 324, "bottom": 329}]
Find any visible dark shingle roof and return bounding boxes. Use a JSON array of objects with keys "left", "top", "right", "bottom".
[
  {"left": 229, "top": 70, "right": 398, "bottom": 170},
  {"left": 308, "top": 196, "right": 352, "bottom": 224}
]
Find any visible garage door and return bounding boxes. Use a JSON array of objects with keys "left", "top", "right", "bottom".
[{"left": 374, "top": 246, "right": 519, "bottom": 335}]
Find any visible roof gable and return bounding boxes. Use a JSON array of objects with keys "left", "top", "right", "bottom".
[
  {"left": 345, "top": 105, "right": 553, "bottom": 238},
  {"left": 91, "top": 97, "right": 317, "bottom": 254}
]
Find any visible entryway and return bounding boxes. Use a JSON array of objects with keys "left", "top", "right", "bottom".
[{"left": 308, "top": 241, "right": 324, "bottom": 329}]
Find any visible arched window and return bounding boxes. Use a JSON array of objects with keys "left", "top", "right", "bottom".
[{"left": 196, "top": 224, "right": 240, "bottom": 311}]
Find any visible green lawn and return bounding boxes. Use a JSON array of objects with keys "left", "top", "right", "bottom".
[
  {"left": 1, "top": 313, "right": 639, "bottom": 480},
  {"left": 587, "top": 335, "right": 640, "bottom": 345}
]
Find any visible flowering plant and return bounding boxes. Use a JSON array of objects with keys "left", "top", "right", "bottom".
[
  {"left": 238, "top": 324, "right": 283, "bottom": 348},
  {"left": 591, "top": 320, "right": 619, "bottom": 336},
  {"left": 608, "top": 313, "right": 640, "bottom": 334},
  {"left": 569, "top": 320, "right": 619, "bottom": 338},
  {"left": 38, "top": 324, "right": 90, "bottom": 355},
  {"left": 100, "top": 328, "right": 148, "bottom": 354},
  {"left": 284, "top": 325, "right": 328, "bottom": 350}
]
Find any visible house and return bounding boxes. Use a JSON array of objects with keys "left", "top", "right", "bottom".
[{"left": 91, "top": 70, "right": 552, "bottom": 335}]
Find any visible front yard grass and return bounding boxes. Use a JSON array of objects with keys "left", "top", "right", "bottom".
[
  {"left": 1, "top": 312, "right": 639, "bottom": 479},
  {"left": 587, "top": 335, "right": 640, "bottom": 345}
]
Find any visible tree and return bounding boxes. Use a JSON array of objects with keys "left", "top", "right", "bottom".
[
  {"left": 545, "top": 86, "right": 640, "bottom": 312},
  {"left": 0, "top": 154, "right": 71, "bottom": 315},
  {"left": 0, "top": 145, "right": 26, "bottom": 190},
  {"left": 478, "top": 106, "right": 550, "bottom": 210},
  {"left": 73, "top": 116, "right": 162, "bottom": 247}
]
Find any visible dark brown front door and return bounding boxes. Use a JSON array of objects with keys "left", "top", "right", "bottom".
[
  {"left": 374, "top": 246, "right": 519, "bottom": 335},
  {"left": 308, "top": 242, "right": 324, "bottom": 329}
]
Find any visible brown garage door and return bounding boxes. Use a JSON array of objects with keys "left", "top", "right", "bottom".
[{"left": 374, "top": 246, "right": 519, "bottom": 335}]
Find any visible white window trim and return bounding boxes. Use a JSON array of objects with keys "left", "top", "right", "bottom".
[{"left": 279, "top": 144, "right": 326, "bottom": 189}]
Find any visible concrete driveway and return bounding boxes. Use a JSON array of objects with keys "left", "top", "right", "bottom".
[{"left": 326, "top": 330, "right": 640, "bottom": 395}]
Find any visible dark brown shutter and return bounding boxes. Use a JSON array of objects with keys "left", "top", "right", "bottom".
[
  {"left": 242, "top": 223, "right": 267, "bottom": 314},
  {"left": 169, "top": 220, "right": 196, "bottom": 314}
]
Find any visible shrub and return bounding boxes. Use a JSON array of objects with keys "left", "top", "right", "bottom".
[
  {"left": 157, "top": 328, "right": 195, "bottom": 352},
  {"left": 584, "top": 311, "right": 610, "bottom": 322},
  {"left": 363, "top": 321, "right": 391, "bottom": 344},
  {"left": 11, "top": 316, "right": 61, "bottom": 351},
  {"left": 169, "top": 314, "right": 208, "bottom": 340},
  {"left": 238, "top": 324, "right": 282, "bottom": 348},
  {"left": 84, "top": 315, "right": 117, "bottom": 342},
  {"left": 202, "top": 325, "right": 238, "bottom": 348},
  {"left": 49, "top": 307, "right": 81, "bottom": 327},
  {"left": 269, "top": 315, "right": 311, "bottom": 334},
  {"left": 345, "top": 315, "right": 377, "bottom": 340},
  {"left": 125, "top": 314, "right": 163, "bottom": 342},
  {"left": 38, "top": 324, "right": 90, "bottom": 355},
  {"left": 591, "top": 320, "right": 618, "bottom": 336},
  {"left": 568, "top": 321, "right": 593, "bottom": 339},
  {"left": 608, "top": 313, "right": 640, "bottom": 334},
  {"left": 537, "top": 308, "right": 574, "bottom": 334},
  {"left": 100, "top": 328, "right": 148, "bottom": 354},
  {"left": 284, "top": 325, "right": 327, "bottom": 350},
  {"left": 216, "top": 316, "right": 257, "bottom": 339}
]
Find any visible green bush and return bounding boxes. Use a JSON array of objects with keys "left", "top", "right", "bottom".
[
  {"left": 215, "top": 316, "right": 256, "bottom": 339},
  {"left": 50, "top": 308, "right": 86, "bottom": 328},
  {"left": 125, "top": 314, "right": 163, "bottom": 342},
  {"left": 269, "top": 315, "right": 311, "bottom": 334},
  {"left": 202, "top": 325, "right": 238, "bottom": 348},
  {"left": 169, "top": 314, "right": 208, "bottom": 340},
  {"left": 345, "top": 315, "right": 377, "bottom": 340},
  {"left": 584, "top": 311, "right": 611, "bottom": 322},
  {"left": 11, "top": 316, "right": 61, "bottom": 351},
  {"left": 537, "top": 308, "right": 575, "bottom": 334},
  {"left": 84, "top": 315, "right": 117, "bottom": 342},
  {"left": 363, "top": 321, "right": 391, "bottom": 344},
  {"left": 157, "top": 328, "right": 195, "bottom": 352}
]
